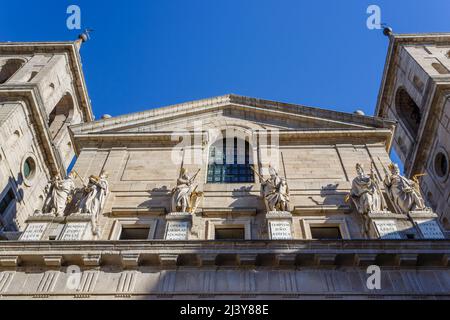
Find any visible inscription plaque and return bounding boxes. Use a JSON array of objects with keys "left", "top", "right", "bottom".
[
  {"left": 269, "top": 220, "right": 292, "bottom": 240},
  {"left": 373, "top": 220, "right": 401, "bottom": 239},
  {"left": 20, "top": 223, "right": 48, "bottom": 241},
  {"left": 165, "top": 221, "right": 189, "bottom": 240},
  {"left": 59, "top": 222, "right": 89, "bottom": 240},
  {"left": 416, "top": 219, "right": 445, "bottom": 239}
]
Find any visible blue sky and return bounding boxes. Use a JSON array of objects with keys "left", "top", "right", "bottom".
[{"left": 2, "top": 0, "right": 450, "bottom": 167}]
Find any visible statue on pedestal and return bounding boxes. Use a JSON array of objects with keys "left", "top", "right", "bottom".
[
  {"left": 77, "top": 170, "right": 109, "bottom": 233},
  {"left": 171, "top": 168, "right": 201, "bottom": 213},
  {"left": 259, "top": 166, "right": 290, "bottom": 212},
  {"left": 382, "top": 162, "right": 427, "bottom": 214},
  {"left": 349, "top": 163, "right": 385, "bottom": 215},
  {"left": 42, "top": 172, "right": 76, "bottom": 216}
]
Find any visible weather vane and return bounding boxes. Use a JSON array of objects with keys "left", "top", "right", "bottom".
[{"left": 78, "top": 28, "right": 94, "bottom": 42}]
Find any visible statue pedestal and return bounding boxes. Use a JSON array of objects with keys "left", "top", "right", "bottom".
[
  {"left": 265, "top": 211, "right": 293, "bottom": 240},
  {"left": 20, "top": 214, "right": 97, "bottom": 241},
  {"left": 164, "top": 212, "right": 192, "bottom": 240},
  {"left": 409, "top": 210, "right": 445, "bottom": 239},
  {"left": 367, "top": 211, "right": 419, "bottom": 240}
]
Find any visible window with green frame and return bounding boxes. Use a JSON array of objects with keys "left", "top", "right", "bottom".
[{"left": 207, "top": 137, "right": 254, "bottom": 183}]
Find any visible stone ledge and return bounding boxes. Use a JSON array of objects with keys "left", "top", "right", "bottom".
[
  {"left": 201, "top": 208, "right": 257, "bottom": 217},
  {"left": 165, "top": 212, "right": 192, "bottom": 221},
  {"left": 0, "top": 256, "right": 19, "bottom": 267},
  {"left": 409, "top": 210, "right": 438, "bottom": 219},
  {"left": 368, "top": 211, "right": 409, "bottom": 219},
  {"left": 266, "top": 211, "right": 292, "bottom": 219},
  {"left": 0, "top": 240, "right": 448, "bottom": 269},
  {"left": 293, "top": 205, "right": 351, "bottom": 215},
  {"left": 110, "top": 207, "right": 166, "bottom": 217}
]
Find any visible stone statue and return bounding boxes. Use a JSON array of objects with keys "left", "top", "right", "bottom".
[
  {"left": 383, "top": 162, "right": 426, "bottom": 214},
  {"left": 260, "top": 166, "right": 290, "bottom": 212},
  {"left": 42, "top": 172, "right": 76, "bottom": 216},
  {"left": 171, "top": 168, "right": 200, "bottom": 213},
  {"left": 77, "top": 170, "right": 109, "bottom": 233},
  {"left": 349, "top": 163, "right": 384, "bottom": 215}
]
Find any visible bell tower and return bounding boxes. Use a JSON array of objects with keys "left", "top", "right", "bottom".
[
  {"left": 0, "top": 38, "right": 93, "bottom": 234},
  {"left": 376, "top": 32, "right": 450, "bottom": 230}
]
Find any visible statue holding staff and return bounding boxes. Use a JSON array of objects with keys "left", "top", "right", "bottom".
[
  {"left": 349, "top": 163, "right": 385, "bottom": 215},
  {"left": 77, "top": 170, "right": 109, "bottom": 233},
  {"left": 258, "top": 165, "right": 290, "bottom": 212},
  {"left": 171, "top": 168, "right": 200, "bottom": 213},
  {"left": 382, "top": 162, "right": 427, "bottom": 214}
]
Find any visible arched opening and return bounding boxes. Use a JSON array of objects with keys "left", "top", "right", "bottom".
[
  {"left": 27, "top": 71, "right": 39, "bottom": 82},
  {"left": 23, "top": 157, "right": 36, "bottom": 180},
  {"left": 0, "top": 59, "right": 24, "bottom": 84},
  {"left": 432, "top": 62, "right": 450, "bottom": 74},
  {"left": 207, "top": 137, "right": 254, "bottom": 183},
  {"left": 443, "top": 217, "right": 450, "bottom": 230},
  {"left": 48, "top": 93, "right": 74, "bottom": 139},
  {"left": 395, "top": 88, "right": 421, "bottom": 140},
  {"left": 434, "top": 150, "right": 449, "bottom": 179}
]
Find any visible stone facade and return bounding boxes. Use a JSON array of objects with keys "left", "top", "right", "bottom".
[{"left": 0, "top": 35, "right": 449, "bottom": 299}]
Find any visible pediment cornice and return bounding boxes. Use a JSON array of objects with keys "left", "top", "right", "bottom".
[{"left": 71, "top": 94, "right": 395, "bottom": 135}]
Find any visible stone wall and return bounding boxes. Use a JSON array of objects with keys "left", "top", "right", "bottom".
[{"left": 70, "top": 138, "right": 393, "bottom": 241}]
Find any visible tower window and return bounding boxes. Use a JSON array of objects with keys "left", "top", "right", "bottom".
[
  {"left": 395, "top": 88, "right": 421, "bottom": 140},
  {"left": 0, "top": 59, "right": 24, "bottom": 84},
  {"left": 23, "top": 157, "right": 36, "bottom": 179},
  {"left": 48, "top": 93, "right": 74, "bottom": 139},
  {"left": 432, "top": 62, "right": 450, "bottom": 74},
  {"left": 207, "top": 137, "right": 254, "bottom": 183},
  {"left": 27, "top": 71, "right": 39, "bottom": 82},
  {"left": 434, "top": 151, "right": 448, "bottom": 178}
]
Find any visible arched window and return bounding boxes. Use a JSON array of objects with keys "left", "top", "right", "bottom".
[
  {"left": 395, "top": 88, "right": 421, "bottom": 140},
  {"left": 48, "top": 93, "right": 74, "bottom": 139},
  {"left": 443, "top": 217, "right": 450, "bottom": 231},
  {"left": 207, "top": 137, "right": 254, "bottom": 183},
  {"left": 0, "top": 59, "right": 24, "bottom": 84},
  {"left": 432, "top": 62, "right": 450, "bottom": 74}
]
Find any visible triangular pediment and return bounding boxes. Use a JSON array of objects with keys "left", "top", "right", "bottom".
[{"left": 71, "top": 94, "right": 394, "bottom": 135}]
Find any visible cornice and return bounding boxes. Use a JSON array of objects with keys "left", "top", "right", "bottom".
[
  {"left": 71, "top": 128, "right": 393, "bottom": 154},
  {"left": 71, "top": 94, "right": 395, "bottom": 135},
  {"left": 0, "top": 239, "right": 448, "bottom": 269}
]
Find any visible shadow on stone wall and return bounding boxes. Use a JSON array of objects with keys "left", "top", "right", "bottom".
[
  {"left": 319, "top": 183, "right": 348, "bottom": 207},
  {"left": 139, "top": 186, "right": 171, "bottom": 210}
]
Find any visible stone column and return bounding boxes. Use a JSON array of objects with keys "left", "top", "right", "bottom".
[{"left": 265, "top": 211, "right": 293, "bottom": 240}]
